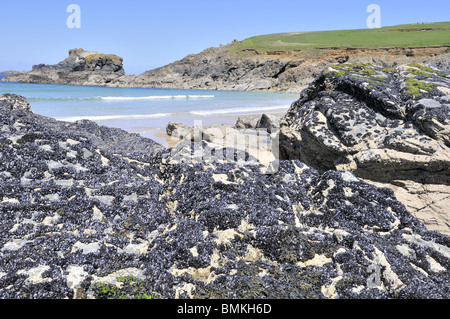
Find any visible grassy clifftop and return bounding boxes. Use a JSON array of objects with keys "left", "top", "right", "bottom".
[{"left": 232, "top": 22, "right": 450, "bottom": 52}]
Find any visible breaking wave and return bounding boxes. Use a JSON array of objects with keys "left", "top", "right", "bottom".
[
  {"left": 56, "top": 104, "right": 289, "bottom": 122},
  {"left": 189, "top": 105, "right": 290, "bottom": 116},
  {"left": 28, "top": 95, "right": 215, "bottom": 102}
]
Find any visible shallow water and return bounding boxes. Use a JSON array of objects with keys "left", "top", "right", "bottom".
[{"left": 0, "top": 80, "right": 298, "bottom": 146}]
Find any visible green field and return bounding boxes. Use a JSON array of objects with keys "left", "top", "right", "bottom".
[{"left": 232, "top": 22, "right": 450, "bottom": 52}]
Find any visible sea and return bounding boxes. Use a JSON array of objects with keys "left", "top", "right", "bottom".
[{"left": 0, "top": 76, "right": 299, "bottom": 146}]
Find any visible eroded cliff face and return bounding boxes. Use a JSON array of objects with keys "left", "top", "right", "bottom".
[
  {"left": 2, "top": 49, "right": 125, "bottom": 86},
  {"left": 279, "top": 62, "right": 450, "bottom": 235},
  {"left": 109, "top": 45, "right": 450, "bottom": 93},
  {"left": 0, "top": 92, "right": 449, "bottom": 299},
  {"left": 4, "top": 45, "right": 449, "bottom": 93}
]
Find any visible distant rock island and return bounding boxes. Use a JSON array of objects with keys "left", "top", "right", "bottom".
[
  {"left": 3, "top": 48, "right": 125, "bottom": 86},
  {"left": 111, "top": 44, "right": 450, "bottom": 93}
]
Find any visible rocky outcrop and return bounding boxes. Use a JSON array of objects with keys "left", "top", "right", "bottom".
[
  {"left": 2, "top": 49, "right": 125, "bottom": 86},
  {"left": 0, "top": 94, "right": 33, "bottom": 113},
  {"left": 279, "top": 62, "right": 450, "bottom": 235},
  {"left": 0, "top": 93, "right": 164, "bottom": 159},
  {"left": 165, "top": 119, "right": 279, "bottom": 167},
  {"left": 110, "top": 45, "right": 310, "bottom": 92},
  {"left": 109, "top": 45, "right": 450, "bottom": 93},
  {"left": 234, "top": 114, "right": 263, "bottom": 130},
  {"left": 234, "top": 113, "right": 282, "bottom": 133},
  {"left": 0, "top": 71, "right": 20, "bottom": 76},
  {"left": 3, "top": 45, "right": 449, "bottom": 93},
  {"left": 1, "top": 93, "right": 449, "bottom": 299}
]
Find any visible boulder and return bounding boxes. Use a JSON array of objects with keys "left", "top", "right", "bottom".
[
  {"left": 279, "top": 62, "right": 450, "bottom": 235},
  {"left": 166, "top": 121, "right": 185, "bottom": 136},
  {"left": 0, "top": 93, "right": 33, "bottom": 113},
  {"left": 256, "top": 113, "right": 281, "bottom": 133},
  {"left": 234, "top": 113, "right": 282, "bottom": 132},
  {"left": 166, "top": 121, "right": 192, "bottom": 140},
  {"left": 2, "top": 49, "right": 125, "bottom": 86},
  {"left": 234, "top": 114, "right": 262, "bottom": 129}
]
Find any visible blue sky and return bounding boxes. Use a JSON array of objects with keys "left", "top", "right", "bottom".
[{"left": 0, "top": 0, "right": 448, "bottom": 74}]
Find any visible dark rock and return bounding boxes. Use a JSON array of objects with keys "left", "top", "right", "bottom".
[
  {"left": 336, "top": 56, "right": 349, "bottom": 64},
  {"left": 0, "top": 93, "right": 449, "bottom": 299}
]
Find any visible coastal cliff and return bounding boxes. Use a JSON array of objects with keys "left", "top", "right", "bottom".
[
  {"left": 3, "top": 45, "right": 449, "bottom": 93},
  {"left": 2, "top": 49, "right": 125, "bottom": 86},
  {"left": 0, "top": 61, "right": 449, "bottom": 298}
]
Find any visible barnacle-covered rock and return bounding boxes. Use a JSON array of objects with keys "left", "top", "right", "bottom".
[
  {"left": 0, "top": 93, "right": 449, "bottom": 299},
  {"left": 279, "top": 62, "right": 450, "bottom": 235}
]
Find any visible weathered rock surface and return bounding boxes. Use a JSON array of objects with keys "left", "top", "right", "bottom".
[
  {"left": 234, "top": 113, "right": 282, "bottom": 133},
  {"left": 110, "top": 45, "right": 308, "bottom": 92},
  {"left": 234, "top": 114, "right": 264, "bottom": 130},
  {"left": 279, "top": 62, "right": 450, "bottom": 235},
  {"left": 166, "top": 121, "right": 277, "bottom": 167},
  {"left": 2, "top": 49, "right": 125, "bottom": 86},
  {"left": 0, "top": 93, "right": 449, "bottom": 299}
]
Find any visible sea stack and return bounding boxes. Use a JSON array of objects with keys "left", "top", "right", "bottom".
[{"left": 2, "top": 48, "right": 125, "bottom": 86}]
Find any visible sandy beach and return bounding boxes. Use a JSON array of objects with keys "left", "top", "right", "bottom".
[{"left": 126, "top": 111, "right": 287, "bottom": 148}]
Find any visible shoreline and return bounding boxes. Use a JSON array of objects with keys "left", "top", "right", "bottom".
[{"left": 122, "top": 111, "right": 287, "bottom": 148}]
